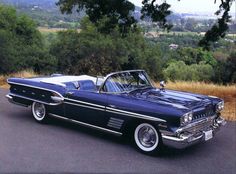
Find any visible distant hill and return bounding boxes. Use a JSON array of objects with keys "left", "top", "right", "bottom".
[
  {"left": 0, "top": 0, "right": 57, "bottom": 7},
  {"left": 0, "top": 0, "right": 83, "bottom": 28},
  {"left": 1, "top": 0, "right": 228, "bottom": 33}
]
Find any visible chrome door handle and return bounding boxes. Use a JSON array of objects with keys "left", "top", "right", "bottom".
[
  {"left": 108, "top": 105, "right": 116, "bottom": 108},
  {"left": 66, "top": 91, "right": 74, "bottom": 95},
  {"left": 51, "top": 96, "right": 64, "bottom": 103}
]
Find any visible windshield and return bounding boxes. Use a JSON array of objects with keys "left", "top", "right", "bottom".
[{"left": 101, "top": 71, "right": 153, "bottom": 93}]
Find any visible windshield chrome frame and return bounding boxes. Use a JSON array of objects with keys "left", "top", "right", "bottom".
[{"left": 98, "top": 70, "right": 154, "bottom": 94}]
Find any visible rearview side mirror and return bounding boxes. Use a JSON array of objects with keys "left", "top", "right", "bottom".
[{"left": 160, "top": 81, "right": 165, "bottom": 91}]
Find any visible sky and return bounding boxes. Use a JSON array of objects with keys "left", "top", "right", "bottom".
[{"left": 130, "top": 0, "right": 236, "bottom": 14}]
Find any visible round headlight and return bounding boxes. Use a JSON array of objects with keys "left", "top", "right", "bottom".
[
  {"left": 181, "top": 112, "right": 193, "bottom": 126},
  {"left": 184, "top": 115, "right": 188, "bottom": 122},
  {"left": 188, "top": 112, "right": 193, "bottom": 121},
  {"left": 216, "top": 101, "right": 224, "bottom": 112}
]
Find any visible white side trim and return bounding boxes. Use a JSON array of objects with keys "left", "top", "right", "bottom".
[
  {"left": 64, "top": 101, "right": 105, "bottom": 111},
  {"left": 64, "top": 98, "right": 165, "bottom": 122},
  {"left": 106, "top": 107, "right": 166, "bottom": 122},
  {"left": 64, "top": 98, "right": 105, "bottom": 109},
  {"left": 48, "top": 113, "right": 122, "bottom": 136}
]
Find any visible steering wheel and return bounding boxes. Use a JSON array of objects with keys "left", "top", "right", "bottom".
[{"left": 126, "top": 80, "right": 137, "bottom": 88}]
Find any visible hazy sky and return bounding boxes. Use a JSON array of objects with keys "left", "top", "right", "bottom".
[{"left": 130, "top": 0, "right": 235, "bottom": 13}]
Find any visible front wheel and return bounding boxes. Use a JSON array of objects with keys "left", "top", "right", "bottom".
[
  {"left": 134, "top": 123, "right": 162, "bottom": 154},
  {"left": 31, "top": 102, "right": 48, "bottom": 123}
]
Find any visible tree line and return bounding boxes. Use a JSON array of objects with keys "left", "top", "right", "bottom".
[{"left": 0, "top": 5, "right": 235, "bottom": 83}]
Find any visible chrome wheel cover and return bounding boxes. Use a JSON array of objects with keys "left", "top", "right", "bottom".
[
  {"left": 134, "top": 123, "right": 159, "bottom": 152},
  {"left": 32, "top": 102, "right": 46, "bottom": 121}
]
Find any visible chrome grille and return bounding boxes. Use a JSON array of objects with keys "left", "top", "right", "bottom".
[
  {"left": 184, "top": 118, "right": 214, "bottom": 134},
  {"left": 193, "top": 105, "right": 215, "bottom": 120}
]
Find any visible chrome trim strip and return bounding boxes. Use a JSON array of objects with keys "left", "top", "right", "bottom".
[
  {"left": 7, "top": 80, "right": 64, "bottom": 99},
  {"left": 107, "top": 123, "right": 121, "bottom": 129},
  {"left": 64, "top": 100, "right": 165, "bottom": 122},
  {"left": 109, "top": 117, "right": 124, "bottom": 122},
  {"left": 5, "top": 94, "right": 13, "bottom": 100},
  {"left": 48, "top": 113, "right": 122, "bottom": 136},
  {"left": 5, "top": 94, "right": 29, "bottom": 107},
  {"left": 106, "top": 109, "right": 160, "bottom": 122},
  {"left": 8, "top": 93, "right": 61, "bottom": 106},
  {"left": 107, "top": 117, "right": 124, "bottom": 129},
  {"left": 49, "top": 113, "right": 69, "bottom": 120},
  {"left": 162, "top": 134, "right": 203, "bottom": 142},
  {"left": 64, "top": 98, "right": 105, "bottom": 109},
  {"left": 106, "top": 107, "right": 166, "bottom": 122},
  {"left": 64, "top": 101, "right": 105, "bottom": 111},
  {"left": 51, "top": 96, "right": 64, "bottom": 103},
  {"left": 65, "top": 99, "right": 165, "bottom": 122}
]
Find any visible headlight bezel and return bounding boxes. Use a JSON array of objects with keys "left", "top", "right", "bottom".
[
  {"left": 216, "top": 101, "right": 224, "bottom": 112},
  {"left": 180, "top": 112, "right": 193, "bottom": 126}
]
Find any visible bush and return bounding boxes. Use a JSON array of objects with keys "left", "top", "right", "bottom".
[{"left": 164, "top": 61, "right": 214, "bottom": 81}]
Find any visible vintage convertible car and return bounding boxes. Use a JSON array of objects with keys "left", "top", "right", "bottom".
[{"left": 6, "top": 70, "right": 226, "bottom": 154}]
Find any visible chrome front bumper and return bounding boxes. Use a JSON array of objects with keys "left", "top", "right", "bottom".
[{"left": 161, "top": 116, "right": 226, "bottom": 149}]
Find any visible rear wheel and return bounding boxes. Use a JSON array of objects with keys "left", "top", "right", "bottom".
[
  {"left": 31, "top": 102, "right": 47, "bottom": 123},
  {"left": 134, "top": 123, "right": 162, "bottom": 154}
]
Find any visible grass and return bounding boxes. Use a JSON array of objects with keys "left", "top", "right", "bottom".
[
  {"left": 0, "top": 70, "right": 38, "bottom": 88},
  {"left": 0, "top": 71, "right": 235, "bottom": 121},
  {"left": 38, "top": 27, "right": 81, "bottom": 34}
]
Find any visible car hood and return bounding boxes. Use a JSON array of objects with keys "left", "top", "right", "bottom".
[{"left": 129, "top": 87, "right": 212, "bottom": 111}]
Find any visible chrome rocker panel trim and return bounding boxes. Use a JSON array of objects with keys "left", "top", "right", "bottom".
[
  {"left": 160, "top": 116, "right": 226, "bottom": 149},
  {"left": 48, "top": 113, "right": 123, "bottom": 136}
]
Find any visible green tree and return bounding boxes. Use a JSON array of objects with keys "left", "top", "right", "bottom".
[
  {"left": 50, "top": 17, "right": 164, "bottom": 79},
  {"left": 57, "top": 0, "right": 234, "bottom": 49},
  {"left": 0, "top": 5, "right": 56, "bottom": 74},
  {"left": 227, "top": 52, "right": 236, "bottom": 83},
  {"left": 56, "top": 0, "right": 136, "bottom": 34},
  {"left": 175, "top": 47, "right": 217, "bottom": 66}
]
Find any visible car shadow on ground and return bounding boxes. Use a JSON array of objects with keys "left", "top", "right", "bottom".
[
  {"left": 48, "top": 115, "right": 204, "bottom": 157},
  {"left": 16, "top": 109, "right": 206, "bottom": 158},
  {"left": 48, "top": 115, "right": 126, "bottom": 143}
]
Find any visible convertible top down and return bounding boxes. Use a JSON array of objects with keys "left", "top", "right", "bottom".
[{"left": 6, "top": 70, "right": 226, "bottom": 154}]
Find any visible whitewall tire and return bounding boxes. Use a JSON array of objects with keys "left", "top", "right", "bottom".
[
  {"left": 32, "top": 102, "right": 47, "bottom": 123},
  {"left": 134, "top": 123, "right": 161, "bottom": 154}
]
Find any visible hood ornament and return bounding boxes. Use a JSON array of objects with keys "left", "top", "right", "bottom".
[{"left": 160, "top": 81, "right": 166, "bottom": 91}]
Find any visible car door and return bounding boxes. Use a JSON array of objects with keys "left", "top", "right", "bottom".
[
  {"left": 104, "top": 94, "right": 136, "bottom": 132},
  {"left": 64, "top": 89, "right": 109, "bottom": 127}
]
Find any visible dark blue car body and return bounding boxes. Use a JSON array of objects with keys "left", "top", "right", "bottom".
[{"left": 6, "top": 70, "right": 226, "bottom": 153}]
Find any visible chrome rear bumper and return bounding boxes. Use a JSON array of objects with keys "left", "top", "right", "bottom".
[
  {"left": 161, "top": 116, "right": 226, "bottom": 149},
  {"left": 5, "top": 94, "right": 29, "bottom": 107}
]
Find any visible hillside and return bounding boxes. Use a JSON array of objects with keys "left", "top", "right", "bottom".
[
  {"left": 0, "top": 0, "right": 57, "bottom": 7},
  {"left": 0, "top": 0, "right": 83, "bottom": 28}
]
